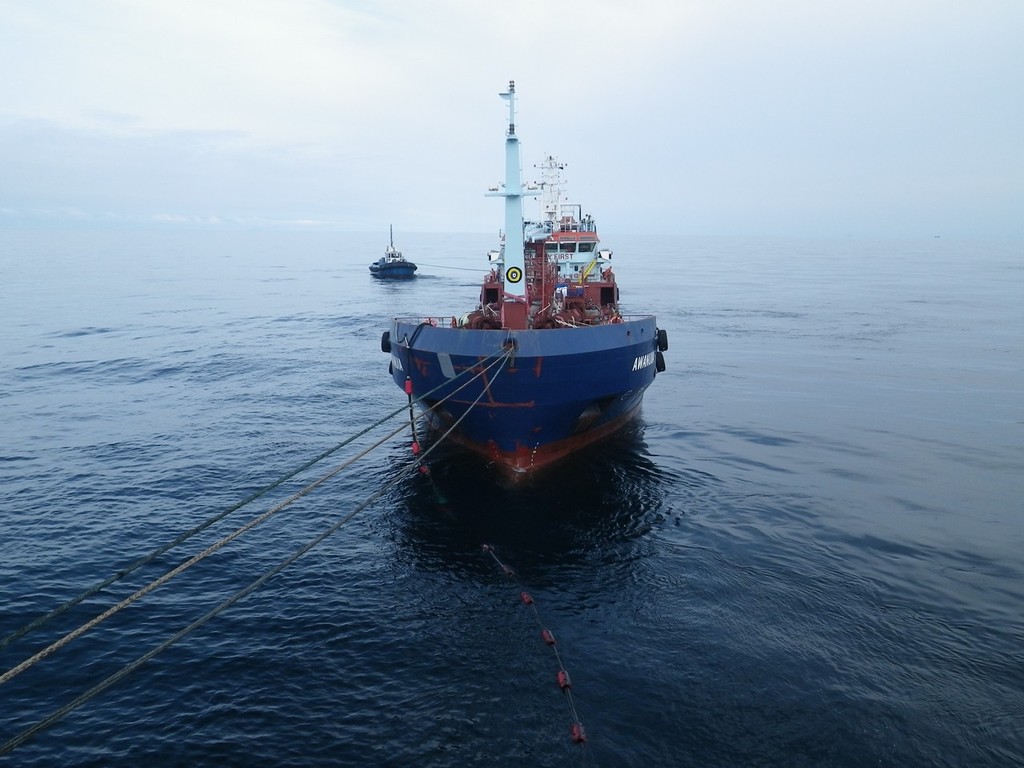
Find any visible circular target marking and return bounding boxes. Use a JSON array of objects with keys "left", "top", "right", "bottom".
[{"left": 505, "top": 266, "right": 523, "bottom": 283}]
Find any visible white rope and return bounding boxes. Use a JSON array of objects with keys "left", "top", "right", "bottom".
[{"left": 1, "top": 347, "right": 514, "bottom": 756}]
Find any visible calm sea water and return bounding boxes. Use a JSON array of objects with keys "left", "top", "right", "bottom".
[{"left": 1, "top": 229, "right": 1021, "bottom": 766}]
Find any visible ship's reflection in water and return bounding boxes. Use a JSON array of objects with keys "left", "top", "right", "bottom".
[{"left": 381, "top": 419, "right": 697, "bottom": 580}]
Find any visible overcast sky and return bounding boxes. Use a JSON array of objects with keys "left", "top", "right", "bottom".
[{"left": 1, "top": 0, "right": 1021, "bottom": 237}]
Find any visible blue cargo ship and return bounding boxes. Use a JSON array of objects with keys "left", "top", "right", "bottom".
[{"left": 382, "top": 81, "right": 667, "bottom": 479}]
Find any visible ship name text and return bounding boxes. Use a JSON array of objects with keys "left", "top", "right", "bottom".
[{"left": 632, "top": 351, "right": 656, "bottom": 371}]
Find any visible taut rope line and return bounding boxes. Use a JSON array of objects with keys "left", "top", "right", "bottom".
[
  {"left": 1, "top": 346, "right": 512, "bottom": 689},
  {"left": 0, "top": 403, "right": 408, "bottom": 654},
  {"left": 0, "top": 344, "right": 512, "bottom": 653},
  {"left": 1, "top": 346, "right": 513, "bottom": 756},
  {"left": 0, "top": 417, "right": 413, "bottom": 689}
]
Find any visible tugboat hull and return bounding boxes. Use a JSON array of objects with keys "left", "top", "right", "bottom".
[{"left": 369, "top": 262, "right": 417, "bottom": 279}]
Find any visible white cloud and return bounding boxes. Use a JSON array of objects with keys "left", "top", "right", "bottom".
[{"left": 0, "top": 0, "right": 1021, "bottom": 236}]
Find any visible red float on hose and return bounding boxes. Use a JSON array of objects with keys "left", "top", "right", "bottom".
[
  {"left": 557, "top": 670, "right": 572, "bottom": 690},
  {"left": 520, "top": 591, "right": 534, "bottom": 605},
  {"left": 570, "top": 722, "right": 587, "bottom": 744},
  {"left": 404, "top": 378, "right": 413, "bottom": 395},
  {"left": 411, "top": 441, "right": 420, "bottom": 455},
  {"left": 541, "top": 629, "right": 556, "bottom": 646}
]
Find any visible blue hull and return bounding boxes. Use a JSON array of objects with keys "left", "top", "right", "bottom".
[
  {"left": 387, "top": 317, "right": 660, "bottom": 477},
  {"left": 370, "top": 263, "right": 417, "bottom": 279}
]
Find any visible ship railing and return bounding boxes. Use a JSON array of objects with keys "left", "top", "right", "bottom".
[
  {"left": 409, "top": 315, "right": 462, "bottom": 329},
  {"left": 398, "top": 313, "right": 655, "bottom": 329}
]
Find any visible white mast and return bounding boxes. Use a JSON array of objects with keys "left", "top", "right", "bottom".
[
  {"left": 496, "top": 80, "right": 524, "bottom": 299},
  {"left": 483, "top": 80, "right": 540, "bottom": 327}
]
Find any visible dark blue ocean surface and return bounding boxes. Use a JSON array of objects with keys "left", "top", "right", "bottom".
[{"left": 1, "top": 229, "right": 1021, "bottom": 766}]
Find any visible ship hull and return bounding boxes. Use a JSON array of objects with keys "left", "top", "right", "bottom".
[
  {"left": 369, "top": 262, "right": 417, "bottom": 279},
  {"left": 387, "top": 317, "right": 660, "bottom": 478}
]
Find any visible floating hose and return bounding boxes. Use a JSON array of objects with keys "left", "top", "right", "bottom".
[{"left": 482, "top": 545, "right": 589, "bottom": 747}]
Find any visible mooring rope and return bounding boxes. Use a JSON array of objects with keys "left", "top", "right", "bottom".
[
  {"left": 482, "top": 545, "right": 590, "bottom": 751},
  {"left": 0, "top": 416, "right": 415, "bottom": 690},
  {"left": 1, "top": 346, "right": 512, "bottom": 690},
  {"left": 0, "top": 344, "right": 512, "bottom": 654},
  {"left": 1, "top": 347, "right": 514, "bottom": 756},
  {"left": 406, "top": 262, "right": 483, "bottom": 272},
  {"left": 0, "top": 403, "right": 413, "bottom": 654}
]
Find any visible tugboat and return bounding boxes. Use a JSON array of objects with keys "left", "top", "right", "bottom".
[
  {"left": 382, "top": 81, "right": 667, "bottom": 479},
  {"left": 369, "top": 226, "right": 417, "bottom": 279}
]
